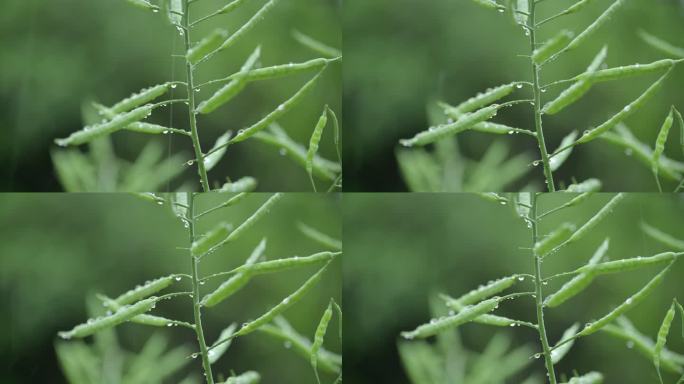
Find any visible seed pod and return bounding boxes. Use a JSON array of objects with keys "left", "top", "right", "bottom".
[
  {"left": 561, "top": 194, "right": 624, "bottom": 249},
  {"left": 675, "top": 108, "right": 684, "bottom": 156},
  {"left": 402, "top": 298, "right": 500, "bottom": 339},
  {"left": 231, "top": 252, "right": 338, "bottom": 275},
  {"left": 639, "top": 30, "right": 684, "bottom": 59},
  {"left": 307, "top": 108, "right": 329, "bottom": 190},
  {"left": 580, "top": 252, "right": 682, "bottom": 275},
  {"left": 654, "top": 302, "right": 677, "bottom": 382},
  {"left": 311, "top": 301, "right": 334, "bottom": 382},
  {"left": 113, "top": 275, "right": 176, "bottom": 306},
  {"left": 298, "top": 223, "right": 342, "bottom": 251},
  {"left": 111, "top": 84, "right": 170, "bottom": 114},
  {"left": 562, "top": 372, "right": 604, "bottom": 384},
  {"left": 533, "top": 30, "right": 574, "bottom": 65},
  {"left": 215, "top": 0, "right": 280, "bottom": 54},
  {"left": 56, "top": 105, "right": 153, "bottom": 146},
  {"left": 59, "top": 297, "right": 158, "bottom": 339},
  {"left": 550, "top": 131, "right": 579, "bottom": 171},
  {"left": 653, "top": 108, "right": 675, "bottom": 175},
  {"left": 543, "top": 46, "right": 607, "bottom": 115},
  {"left": 215, "top": 0, "right": 249, "bottom": 16},
  {"left": 93, "top": 102, "right": 180, "bottom": 135},
  {"left": 99, "top": 294, "right": 179, "bottom": 328},
  {"left": 578, "top": 265, "right": 671, "bottom": 337},
  {"left": 224, "top": 194, "right": 282, "bottom": 244},
  {"left": 292, "top": 30, "right": 341, "bottom": 58},
  {"left": 201, "top": 239, "right": 267, "bottom": 307},
  {"left": 125, "top": 0, "right": 158, "bottom": 11},
  {"left": 231, "top": 70, "right": 325, "bottom": 144},
  {"left": 545, "top": 239, "right": 610, "bottom": 308},
  {"left": 233, "top": 263, "right": 330, "bottom": 338},
  {"left": 204, "top": 131, "right": 232, "bottom": 171},
  {"left": 225, "top": 371, "right": 261, "bottom": 384},
  {"left": 566, "top": 0, "right": 626, "bottom": 52},
  {"left": 187, "top": 29, "right": 230, "bottom": 65},
  {"left": 551, "top": 323, "right": 580, "bottom": 364},
  {"left": 564, "top": 0, "right": 596, "bottom": 15},
  {"left": 208, "top": 323, "right": 237, "bottom": 364},
  {"left": 441, "top": 294, "right": 534, "bottom": 328},
  {"left": 444, "top": 275, "right": 518, "bottom": 308},
  {"left": 584, "top": 60, "right": 675, "bottom": 83},
  {"left": 641, "top": 222, "right": 684, "bottom": 251},
  {"left": 447, "top": 83, "right": 520, "bottom": 115},
  {"left": 535, "top": 223, "right": 576, "bottom": 258},
  {"left": 401, "top": 104, "right": 501, "bottom": 147},
  {"left": 191, "top": 223, "right": 232, "bottom": 257},
  {"left": 440, "top": 101, "right": 534, "bottom": 135},
  {"left": 578, "top": 71, "right": 671, "bottom": 144},
  {"left": 220, "top": 177, "right": 258, "bottom": 192},
  {"left": 243, "top": 58, "right": 331, "bottom": 82},
  {"left": 197, "top": 46, "right": 261, "bottom": 114}
]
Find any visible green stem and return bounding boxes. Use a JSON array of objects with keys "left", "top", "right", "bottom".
[
  {"left": 528, "top": 3, "right": 556, "bottom": 192},
  {"left": 188, "top": 193, "right": 215, "bottom": 384},
  {"left": 183, "top": 0, "right": 211, "bottom": 192},
  {"left": 531, "top": 193, "right": 557, "bottom": 384}
]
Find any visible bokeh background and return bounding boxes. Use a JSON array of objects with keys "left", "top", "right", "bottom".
[
  {"left": 343, "top": 0, "right": 684, "bottom": 191},
  {"left": 0, "top": 192, "right": 341, "bottom": 383},
  {"left": 344, "top": 193, "right": 684, "bottom": 383},
  {"left": 0, "top": 0, "right": 341, "bottom": 192}
]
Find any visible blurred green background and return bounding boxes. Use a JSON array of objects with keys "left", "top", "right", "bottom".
[
  {"left": 0, "top": 0, "right": 341, "bottom": 192},
  {"left": 343, "top": 0, "right": 684, "bottom": 191},
  {"left": 344, "top": 193, "right": 684, "bottom": 383},
  {"left": 0, "top": 192, "right": 341, "bottom": 382}
]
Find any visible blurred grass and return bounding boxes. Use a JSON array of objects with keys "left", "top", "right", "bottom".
[
  {"left": 0, "top": 192, "right": 341, "bottom": 383},
  {"left": 343, "top": 0, "right": 684, "bottom": 191},
  {"left": 0, "top": 0, "right": 341, "bottom": 191},
  {"left": 343, "top": 193, "right": 684, "bottom": 383}
]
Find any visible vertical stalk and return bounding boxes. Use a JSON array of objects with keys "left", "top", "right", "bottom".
[
  {"left": 188, "top": 193, "right": 215, "bottom": 384},
  {"left": 183, "top": 0, "right": 211, "bottom": 192},
  {"left": 531, "top": 193, "right": 557, "bottom": 384},
  {"left": 528, "top": 2, "right": 556, "bottom": 192}
]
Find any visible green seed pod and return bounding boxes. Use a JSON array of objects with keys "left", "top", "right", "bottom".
[
  {"left": 292, "top": 30, "right": 342, "bottom": 58},
  {"left": 224, "top": 371, "right": 261, "bottom": 384},
  {"left": 56, "top": 105, "right": 153, "bottom": 146},
  {"left": 447, "top": 83, "right": 520, "bottom": 115},
  {"left": 550, "top": 131, "right": 579, "bottom": 171},
  {"left": 565, "top": 179, "right": 602, "bottom": 193},
  {"left": 440, "top": 101, "right": 534, "bottom": 136},
  {"left": 298, "top": 223, "right": 342, "bottom": 251},
  {"left": 220, "top": 177, "right": 258, "bottom": 192},
  {"left": 201, "top": 239, "right": 267, "bottom": 307},
  {"left": 311, "top": 301, "right": 334, "bottom": 382},
  {"left": 197, "top": 46, "right": 261, "bottom": 114},
  {"left": 545, "top": 239, "right": 610, "bottom": 308},
  {"left": 564, "top": 0, "right": 596, "bottom": 15},
  {"left": 110, "top": 84, "right": 170, "bottom": 114},
  {"left": 533, "top": 30, "right": 574, "bottom": 65},
  {"left": 208, "top": 323, "right": 237, "bottom": 364},
  {"left": 585, "top": 60, "right": 675, "bottom": 83},
  {"left": 566, "top": 0, "right": 626, "bottom": 52},
  {"left": 444, "top": 275, "right": 518, "bottom": 308},
  {"left": 535, "top": 223, "right": 576, "bottom": 258},
  {"left": 543, "top": 46, "right": 607, "bottom": 115},
  {"left": 307, "top": 108, "right": 329, "bottom": 190},
  {"left": 551, "top": 323, "right": 581, "bottom": 364},
  {"left": 233, "top": 262, "right": 330, "bottom": 338},
  {"left": 187, "top": 29, "right": 230, "bottom": 64},
  {"left": 654, "top": 302, "right": 677, "bottom": 382},
  {"left": 578, "top": 71, "right": 671, "bottom": 144},
  {"left": 562, "top": 372, "right": 604, "bottom": 384},
  {"left": 215, "top": 0, "right": 250, "bottom": 16},
  {"left": 113, "top": 275, "right": 176, "bottom": 306},
  {"left": 675, "top": 108, "right": 684, "bottom": 156},
  {"left": 566, "top": 193, "right": 624, "bottom": 246},
  {"left": 216, "top": 0, "right": 280, "bottom": 54},
  {"left": 231, "top": 71, "right": 325, "bottom": 144},
  {"left": 578, "top": 265, "right": 671, "bottom": 337},
  {"left": 641, "top": 222, "right": 684, "bottom": 251},
  {"left": 639, "top": 30, "right": 684, "bottom": 59},
  {"left": 93, "top": 102, "right": 181, "bottom": 136},
  {"left": 224, "top": 193, "right": 282, "bottom": 244},
  {"left": 191, "top": 222, "right": 232, "bottom": 257},
  {"left": 581, "top": 252, "right": 682, "bottom": 275},
  {"left": 401, "top": 104, "right": 501, "bottom": 147},
  {"left": 99, "top": 294, "right": 180, "bottom": 328},
  {"left": 402, "top": 298, "right": 500, "bottom": 339},
  {"left": 59, "top": 297, "right": 158, "bottom": 339},
  {"left": 653, "top": 107, "right": 675, "bottom": 175},
  {"left": 441, "top": 293, "right": 534, "bottom": 328},
  {"left": 244, "top": 58, "right": 331, "bottom": 82},
  {"left": 231, "top": 252, "right": 339, "bottom": 275}
]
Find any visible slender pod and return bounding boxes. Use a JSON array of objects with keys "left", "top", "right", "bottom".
[
  {"left": 204, "top": 131, "right": 232, "bottom": 172},
  {"left": 298, "top": 223, "right": 342, "bottom": 251},
  {"left": 602, "top": 323, "right": 684, "bottom": 374},
  {"left": 577, "top": 265, "right": 671, "bottom": 337},
  {"left": 59, "top": 297, "right": 158, "bottom": 339},
  {"left": 208, "top": 323, "right": 238, "bottom": 364},
  {"left": 214, "top": 0, "right": 250, "bottom": 16},
  {"left": 56, "top": 105, "right": 153, "bottom": 146},
  {"left": 230, "top": 70, "right": 325, "bottom": 144},
  {"left": 642, "top": 222, "right": 684, "bottom": 251},
  {"left": 187, "top": 29, "right": 230, "bottom": 65},
  {"left": 242, "top": 58, "right": 332, "bottom": 82},
  {"left": 113, "top": 275, "right": 176, "bottom": 306},
  {"left": 535, "top": 223, "right": 576, "bottom": 258},
  {"left": 224, "top": 371, "right": 260, "bottom": 384},
  {"left": 533, "top": 30, "right": 574, "bottom": 65},
  {"left": 307, "top": 108, "right": 329, "bottom": 191},
  {"left": 441, "top": 294, "right": 536, "bottom": 328},
  {"left": 311, "top": 301, "right": 334, "bottom": 384},
  {"left": 545, "top": 239, "right": 609, "bottom": 308},
  {"left": 639, "top": 31, "right": 684, "bottom": 58},
  {"left": 222, "top": 193, "right": 283, "bottom": 245},
  {"left": 191, "top": 222, "right": 232, "bottom": 257},
  {"left": 440, "top": 101, "right": 535, "bottom": 135},
  {"left": 578, "top": 71, "right": 671, "bottom": 144},
  {"left": 565, "top": 0, "right": 627, "bottom": 52},
  {"left": 195, "top": 193, "right": 249, "bottom": 219},
  {"left": 444, "top": 275, "right": 518, "bottom": 308},
  {"left": 539, "top": 192, "right": 596, "bottom": 218},
  {"left": 110, "top": 84, "right": 170, "bottom": 114},
  {"left": 197, "top": 46, "right": 261, "bottom": 114},
  {"left": 543, "top": 47, "right": 607, "bottom": 115},
  {"left": 231, "top": 262, "right": 331, "bottom": 338},
  {"left": 94, "top": 103, "right": 186, "bottom": 136},
  {"left": 551, "top": 323, "right": 581, "bottom": 364},
  {"left": 292, "top": 30, "right": 342, "bottom": 58},
  {"left": 201, "top": 239, "right": 267, "bottom": 307},
  {"left": 220, "top": 177, "right": 257, "bottom": 192},
  {"left": 229, "top": 252, "right": 338, "bottom": 275},
  {"left": 583, "top": 60, "right": 676, "bottom": 83},
  {"left": 552, "top": 194, "right": 624, "bottom": 252},
  {"left": 676, "top": 108, "right": 684, "bottom": 156},
  {"left": 401, "top": 104, "right": 501, "bottom": 147},
  {"left": 655, "top": 302, "right": 677, "bottom": 383},
  {"left": 446, "top": 83, "right": 521, "bottom": 114},
  {"left": 550, "top": 131, "right": 579, "bottom": 171},
  {"left": 562, "top": 372, "right": 603, "bottom": 384},
  {"left": 402, "top": 297, "right": 501, "bottom": 339},
  {"left": 209, "top": 0, "right": 280, "bottom": 60},
  {"left": 579, "top": 252, "right": 682, "bottom": 275},
  {"left": 653, "top": 108, "right": 675, "bottom": 178},
  {"left": 563, "top": 0, "right": 596, "bottom": 15},
  {"left": 99, "top": 294, "right": 187, "bottom": 328}
]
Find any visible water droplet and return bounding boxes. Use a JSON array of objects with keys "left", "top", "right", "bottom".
[
  {"left": 508, "top": 130, "right": 515, "bottom": 135},
  {"left": 542, "top": 281, "right": 548, "bottom": 286},
  {"left": 532, "top": 160, "right": 540, "bottom": 167},
  {"left": 284, "top": 341, "right": 292, "bottom": 349},
  {"left": 191, "top": 353, "right": 198, "bottom": 359},
  {"left": 186, "top": 160, "right": 195, "bottom": 166},
  {"left": 279, "top": 148, "right": 287, "bottom": 156},
  {"left": 541, "top": 88, "right": 547, "bottom": 93},
  {"left": 156, "top": 201, "right": 164, "bottom": 205},
  {"left": 171, "top": 84, "right": 177, "bottom": 89},
  {"left": 517, "top": 276, "right": 525, "bottom": 281},
  {"left": 624, "top": 148, "right": 633, "bottom": 156},
  {"left": 277, "top": 104, "right": 285, "bottom": 111},
  {"left": 625, "top": 298, "right": 633, "bottom": 304},
  {"left": 167, "top": 323, "right": 174, "bottom": 327},
  {"left": 195, "top": 88, "right": 201, "bottom": 92},
  {"left": 282, "top": 297, "right": 290, "bottom": 304},
  {"left": 152, "top": 8, "right": 159, "bottom": 13},
  {"left": 534, "top": 353, "right": 541, "bottom": 359},
  {"left": 516, "top": 83, "right": 524, "bottom": 89},
  {"left": 497, "top": 8, "right": 504, "bottom": 13},
  {"left": 175, "top": 276, "right": 182, "bottom": 281},
  {"left": 200, "top": 281, "right": 206, "bottom": 285},
  {"left": 626, "top": 341, "right": 634, "bottom": 349},
  {"left": 163, "top": 130, "right": 170, "bottom": 134}
]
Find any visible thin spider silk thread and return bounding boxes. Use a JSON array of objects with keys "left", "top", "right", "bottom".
[{"left": 167, "top": 34, "right": 178, "bottom": 192}]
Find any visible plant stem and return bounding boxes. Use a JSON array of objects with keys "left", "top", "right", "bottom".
[
  {"left": 531, "top": 193, "right": 557, "bottom": 384},
  {"left": 528, "top": 2, "right": 556, "bottom": 192},
  {"left": 183, "top": 0, "right": 210, "bottom": 192},
  {"left": 188, "top": 193, "right": 215, "bottom": 384}
]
